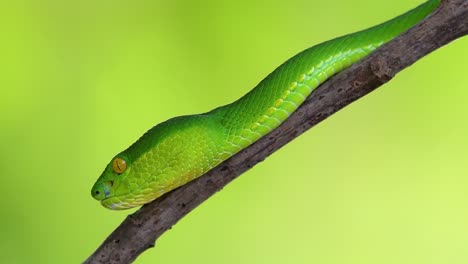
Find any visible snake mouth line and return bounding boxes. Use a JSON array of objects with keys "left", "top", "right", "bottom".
[
  {"left": 98, "top": 190, "right": 130, "bottom": 203},
  {"left": 99, "top": 197, "right": 113, "bottom": 206},
  {"left": 99, "top": 193, "right": 150, "bottom": 210},
  {"left": 100, "top": 196, "right": 126, "bottom": 210},
  {"left": 99, "top": 197, "right": 110, "bottom": 203}
]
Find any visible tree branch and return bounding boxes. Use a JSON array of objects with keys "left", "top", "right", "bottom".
[{"left": 84, "top": 0, "right": 468, "bottom": 263}]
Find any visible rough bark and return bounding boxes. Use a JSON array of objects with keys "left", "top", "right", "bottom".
[{"left": 84, "top": 0, "right": 468, "bottom": 263}]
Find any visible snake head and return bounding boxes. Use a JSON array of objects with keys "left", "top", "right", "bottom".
[
  {"left": 90, "top": 116, "right": 219, "bottom": 210},
  {"left": 91, "top": 154, "right": 138, "bottom": 210}
]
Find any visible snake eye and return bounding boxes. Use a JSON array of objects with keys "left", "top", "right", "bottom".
[{"left": 112, "top": 157, "right": 127, "bottom": 174}]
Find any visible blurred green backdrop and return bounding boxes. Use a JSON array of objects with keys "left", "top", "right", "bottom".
[{"left": 1, "top": 0, "right": 467, "bottom": 263}]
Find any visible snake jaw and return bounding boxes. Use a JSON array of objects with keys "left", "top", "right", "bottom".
[
  {"left": 99, "top": 193, "right": 156, "bottom": 210},
  {"left": 100, "top": 196, "right": 134, "bottom": 210}
]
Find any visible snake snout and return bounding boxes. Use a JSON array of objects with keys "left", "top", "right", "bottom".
[{"left": 91, "top": 180, "right": 114, "bottom": 201}]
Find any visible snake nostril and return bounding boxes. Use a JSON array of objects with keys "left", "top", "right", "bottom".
[{"left": 95, "top": 190, "right": 100, "bottom": 195}]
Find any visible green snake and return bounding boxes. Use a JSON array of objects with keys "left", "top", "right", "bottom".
[{"left": 91, "top": 0, "right": 440, "bottom": 210}]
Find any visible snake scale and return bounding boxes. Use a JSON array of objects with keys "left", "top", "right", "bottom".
[{"left": 91, "top": 0, "right": 440, "bottom": 210}]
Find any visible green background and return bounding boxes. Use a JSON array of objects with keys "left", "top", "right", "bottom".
[{"left": 1, "top": 0, "right": 467, "bottom": 263}]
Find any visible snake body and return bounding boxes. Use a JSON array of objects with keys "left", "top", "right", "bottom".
[{"left": 92, "top": 0, "right": 440, "bottom": 210}]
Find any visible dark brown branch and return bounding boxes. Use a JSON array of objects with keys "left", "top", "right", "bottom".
[{"left": 84, "top": 0, "right": 468, "bottom": 263}]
